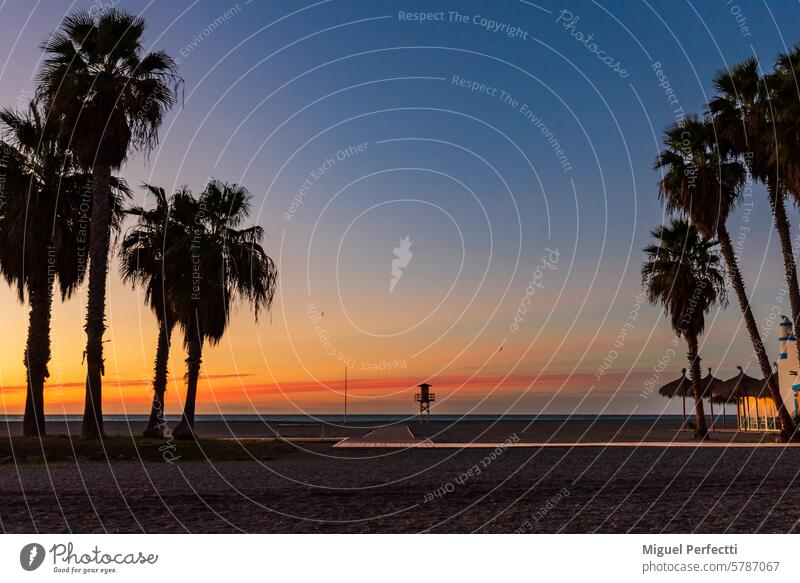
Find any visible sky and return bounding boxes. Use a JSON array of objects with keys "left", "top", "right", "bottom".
[{"left": 0, "top": 0, "right": 799, "bottom": 417}]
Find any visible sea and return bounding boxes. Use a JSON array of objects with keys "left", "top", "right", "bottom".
[{"left": 0, "top": 413, "right": 691, "bottom": 423}]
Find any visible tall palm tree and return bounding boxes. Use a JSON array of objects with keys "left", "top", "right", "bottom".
[
  {"left": 37, "top": 9, "right": 180, "bottom": 437},
  {"left": 120, "top": 185, "right": 181, "bottom": 438},
  {"left": 642, "top": 219, "right": 726, "bottom": 438},
  {"left": 0, "top": 100, "right": 127, "bottom": 436},
  {"left": 655, "top": 116, "right": 796, "bottom": 439},
  {"left": 164, "top": 180, "right": 277, "bottom": 438},
  {"left": 708, "top": 58, "right": 800, "bottom": 373},
  {"left": 771, "top": 45, "right": 800, "bottom": 232}
]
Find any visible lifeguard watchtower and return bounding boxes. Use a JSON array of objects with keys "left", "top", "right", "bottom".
[{"left": 415, "top": 383, "right": 435, "bottom": 422}]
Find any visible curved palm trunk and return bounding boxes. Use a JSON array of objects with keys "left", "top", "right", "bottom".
[
  {"left": 81, "top": 165, "right": 112, "bottom": 439},
  {"left": 22, "top": 281, "right": 53, "bottom": 437},
  {"left": 718, "top": 225, "right": 796, "bottom": 439},
  {"left": 173, "top": 326, "right": 203, "bottom": 439},
  {"left": 767, "top": 180, "right": 800, "bottom": 364},
  {"left": 686, "top": 334, "right": 708, "bottom": 438},
  {"left": 142, "top": 319, "right": 173, "bottom": 438}
]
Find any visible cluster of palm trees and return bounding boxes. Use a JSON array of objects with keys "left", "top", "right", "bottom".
[
  {"left": 0, "top": 9, "right": 276, "bottom": 439},
  {"left": 644, "top": 48, "right": 800, "bottom": 440},
  {"left": 121, "top": 182, "right": 276, "bottom": 438}
]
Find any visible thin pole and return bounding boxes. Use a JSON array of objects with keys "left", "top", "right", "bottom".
[
  {"left": 682, "top": 395, "right": 686, "bottom": 425},
  {"left": 755, "top": 397, "right": 760, "bottom": 431},
  {"left": 738, "top": 399, "right": 742, "bottom": 430},
  {"left": 710, "top": 398, "right": 714, "bottom": 430},
  {"left": 344, "top": 367, "right": 348, "bottom": 425}
]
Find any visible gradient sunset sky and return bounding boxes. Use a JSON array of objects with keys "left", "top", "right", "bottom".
[{"left": 1, "top": 0, "right": 798, "bottom": 417}]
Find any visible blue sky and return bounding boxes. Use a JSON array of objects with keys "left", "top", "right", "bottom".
[{"left": 1, "top": 1, "right": 799, "bottom": 415}]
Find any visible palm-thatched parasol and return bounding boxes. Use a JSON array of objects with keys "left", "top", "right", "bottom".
[
  {"left": 711, "top": 381, "right": 736, "bottom": 404},
  {"left": 710, "top": 371, "right": 737, "bottom": 429},
  {"left": 658, "top": 369, "right": 691, "bottom": 421},
  {"left": 700, "top": 368, "right": 724, "bottom": 427},
  {"left": 718, "top": 366, "right": 770, "bottom": 397}
]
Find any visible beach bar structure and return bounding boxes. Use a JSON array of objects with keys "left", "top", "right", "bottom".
[
  {"left": 710, "top": 316, "right": 800, "bottom": 431},
  {"left": 714, "top": 367, "right": 779, "bottom": 432},
  {"left": 659, "top": 363, "right": 780, "bottom": 431},
  {"left": 415, "top": 383, "right": 435, "bottom": 422}
]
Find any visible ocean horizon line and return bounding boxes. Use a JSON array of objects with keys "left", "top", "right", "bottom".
[{"left": 1, "top": 413, "right": 719, "bottom": 423}]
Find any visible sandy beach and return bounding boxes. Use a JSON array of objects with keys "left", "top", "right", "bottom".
[
  {"left": 2, "top": 415, "right": 777, "bottom": 442},
  {"left": 2, "top": 417, "right": 798, "bottom": 533}
]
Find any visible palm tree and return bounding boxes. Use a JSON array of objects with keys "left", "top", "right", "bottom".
[
  {"left": 642, "top": 219, "right": 726, "bottom": 438},
  {"left": 0, "top": 99, "right": 127, "bottom": 436},
  {"left": 655, "top": 116, "right": 796, "bottom": 439},
  {"left": 120, "top": 185, "right": 181, "bottom": 438},
  {"left": 771, "top": 46, "right": 800, "bottom": 235},
  {"left": 708, "top": 58, "right": 800, "bottom": 374},
  {"left": 768, "top": 50, "right": 800, "bottom": 431},
  {"left": 163, "top": 180, "right": 277, "bottom": 438},
  {"left": 37, "top": 9, "right": 180, "bottom": 437}
]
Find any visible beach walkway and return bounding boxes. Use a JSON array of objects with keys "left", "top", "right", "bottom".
[
  {"left": 334, "top": 440, "right": 798, "bottom": 449},
  {"left": 333, "top": 425, "right": 793, "bottom": 449},
  {"left": 333, "top": 424, "right": 434, "bottom": 448}
]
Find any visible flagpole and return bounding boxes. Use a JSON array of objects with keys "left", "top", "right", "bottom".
[{"left": 344, "top": 367, "right": 348, "bottom": 425}]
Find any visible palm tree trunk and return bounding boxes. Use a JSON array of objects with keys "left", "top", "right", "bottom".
[
  {"left": 22, "top": 281, "right": 53, "bottom": 437},
  {"left": 173, "top": 326, "right": 203, "bottom": 439},
  {"left": 81, "top": 164, "right": 112, "bottom": 438},
  {"left": 142, "top": 319, "right": 173, "bottom": 438},
  {"left": 686, "top": 334, "right": 707, "bottom": 438},
  {"left": 718, "top": 224, "right": 795, "bottom": 439},
  {"left": 768, "top": 180, "right": 800, "bottom": 364}
]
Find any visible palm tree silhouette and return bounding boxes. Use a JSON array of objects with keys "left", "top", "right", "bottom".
[
  {"left": 120, "top": 184, "right": 184, "bottom": 438},
  {"left": 708, "top": 59, "right": 800, "bottom": 374},
  {"left": 771, "top": 46, "right": 800, "bottom": 241},
  {"left": 655, "top": 116, "right": 796, "bottom": 438},
  {"left": 165, "top": 180, "right": 277, "bottom": 438},
  {"left": 37, "top": 9, "right": 180, "bottom": 437},
  {"left": 642, "top": 219, "right": 726, "bottom": 438},
  {"left": 0, "top": 99, "right": 127, "bottom": 436}
]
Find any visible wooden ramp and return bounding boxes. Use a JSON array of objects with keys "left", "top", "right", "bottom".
[{"left": 333, "top": 424, "right": 434, "bottom": 448}]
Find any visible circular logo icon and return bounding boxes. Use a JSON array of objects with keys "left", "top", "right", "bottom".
[{"left": 20, "top": 543, "right": 45, "bottom": 571}]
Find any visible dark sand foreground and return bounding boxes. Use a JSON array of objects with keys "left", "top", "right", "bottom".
[{"left": 2, "top": 418, "right": 798, "bottom": 533}]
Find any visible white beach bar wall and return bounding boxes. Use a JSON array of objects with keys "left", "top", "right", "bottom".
[{"left": 776, "top": 316, "right": 800, "bottom": 427}]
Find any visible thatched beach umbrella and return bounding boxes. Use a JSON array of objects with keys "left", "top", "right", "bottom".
[
  {"left": 658, "top": 369, "right": 691, "bottom": 422},
  {"left": 700, "top": 368, "right": 724, "bottom": 427},
  {"left": 720, "top": 366, "right": 769, "bottom": 396},
  {"left": 710, "top": 374, "right": 737, "bottom": 429}
]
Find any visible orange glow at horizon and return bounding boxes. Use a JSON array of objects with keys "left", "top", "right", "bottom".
[
  {"left": 2, "top": 250, "right": 619, "bottom": 416},
  {"left": 0, "top": 260, "right": 699, "bottom": 418}
]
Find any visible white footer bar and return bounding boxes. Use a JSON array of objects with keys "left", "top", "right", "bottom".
[{"left": 0, "top": 535, "right": 792, "bottom": 582}]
